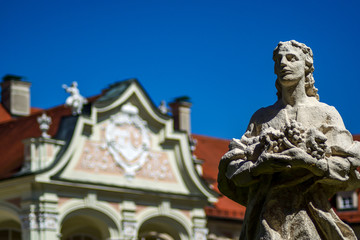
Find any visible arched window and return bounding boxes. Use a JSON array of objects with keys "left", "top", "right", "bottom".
[
  {"left": 0, "top": 228, "right": 21, "bottom": 240},
  {"left": 139, "top": 231, "right": 174, "bottom": 240},
  {"left": 0, "top": 206, "right": 22, "bottom": 240},
  {"left": 138, "top": 216, "right": 189, "bottom": 240},
  {"left": 66, "top": 234, "right": 100, "bottom": 240},
  {"left": 60, "top": 208, "right": 118, "bottom": 240}
]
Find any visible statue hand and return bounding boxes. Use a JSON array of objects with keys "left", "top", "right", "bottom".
[
  {"left": 220, "top": 147, "right": 260, "bottom": 188},
  {"left": 221, "top": 148, "right": 246, "bottom": 162},
  {"left": 251, "top": 152, "right": 290, "bottom": 176},
  {"left": 278, "top": 148, "right": 328, "bottom": 175},
  {"left": 219, "top": 148, "right": 246, "bottom": 183},
  {"left": 252, "top": 148, "right": 328, "bottom": 177}
]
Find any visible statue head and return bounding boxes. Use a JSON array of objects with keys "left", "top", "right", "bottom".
[{"left": 273, "top": 40, "right": 319, "bottom": 100}]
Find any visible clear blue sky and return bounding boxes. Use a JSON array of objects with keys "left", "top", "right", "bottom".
[{"left": 1, "top": 0, "right": 359, "bottom": 139}]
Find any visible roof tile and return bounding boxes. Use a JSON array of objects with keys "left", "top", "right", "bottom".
[{"left": 192, "top": 134, "right": 246, "bottom": 220}]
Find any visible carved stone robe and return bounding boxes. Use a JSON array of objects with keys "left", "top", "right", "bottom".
[{"left": 218, "top": 100, "right": 360, "bottom": 240}]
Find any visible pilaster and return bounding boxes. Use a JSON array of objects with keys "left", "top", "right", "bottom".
[
  {"left": 20, "top": 193, "right": 59, "bottom": 240},
  {"left": 191, "top": 208, "right": 208, "bottom": 240},
  {"left": 120, "top": 201, "right": 137, "bottom": 240}
]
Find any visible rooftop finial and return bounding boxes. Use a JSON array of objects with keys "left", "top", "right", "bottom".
[{"left": 37, "top": 113, "right": 52, "bottom": 138}]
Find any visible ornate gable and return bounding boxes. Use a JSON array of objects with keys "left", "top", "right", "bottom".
[
  {"left": 37, "top": 79, "right": 216, "bottom": 201},
  {"left": 79, "top": 102, "right": 169, "bottom": 180}
]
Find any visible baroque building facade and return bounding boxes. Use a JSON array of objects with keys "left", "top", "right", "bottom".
[{"left": 0, "top": 76, "right": 358, "bottom": 239}]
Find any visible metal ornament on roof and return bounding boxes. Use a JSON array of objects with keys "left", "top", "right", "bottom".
[
  {"left": 103, "top": 102, "right": 150, "bottom": 179},
  {"left": 62, "top": 81, "right": 88, "bottom": 115},
  {"left": 37, "top": 113, "right": 52, "bottom": 138}
]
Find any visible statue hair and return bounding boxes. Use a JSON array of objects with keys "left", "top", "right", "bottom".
[{"left": 273, "top": 40, "right": 319, "bottom": 101}]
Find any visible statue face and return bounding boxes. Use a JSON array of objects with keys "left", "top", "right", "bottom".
[{"left": 274, "top": 45, "right": 306, "bottom": 87}]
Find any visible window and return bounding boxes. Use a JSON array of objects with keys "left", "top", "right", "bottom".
[
  {"left": 0, "top": 229, "right": 21, "bottom": 240},
  {"left": 336, "top": 191, "right": 358, "bottom": 210},
  {"left": 139, "top": 231, "right": 175, "bottom": 240},
  {"left": 66, "top": 234, "right": 99, "bottom": 240}
]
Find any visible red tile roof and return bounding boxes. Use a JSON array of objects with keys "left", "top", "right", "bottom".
[
  {"left": 0, "top": 105, "right": 72, "bottom": 178},
  {"left": 0, "top": 104, "right": 12, "bottom": 123},
  {"left": 30, "top": 107, "right": 43, "bottom": 115},
  {"left": 0, "top": 105, "right": 43, "bottom": 124},
  {"left": 336, "top": 210, "right": 360, "bottom": 223},
  {"left": 0, "top": 95, "right": 101, "bottom": 178},
  {"left": 353, "top": 135, "right": 360, "bottom": 142},
  {"left": 192, "top": 134, "right": 246, "bottom": 220}
]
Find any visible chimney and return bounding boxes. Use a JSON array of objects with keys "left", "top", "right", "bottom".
[
  {"left": 1, "top": 74, "right": 31, "bottom": 117},
  {"left": 170, "top": 96, "right": 192, "bottom": 135}
]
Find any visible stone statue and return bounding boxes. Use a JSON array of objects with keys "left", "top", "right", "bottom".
[
  {"left": 62, "top": 81, "right": 88, "bottom": 115},
  {"left": 218, "top": 40, "right": 360, "bottom": 240}
]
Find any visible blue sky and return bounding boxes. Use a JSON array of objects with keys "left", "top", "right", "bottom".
[{"left": 0, "top": 0, "right": 359, "bottom": 139}]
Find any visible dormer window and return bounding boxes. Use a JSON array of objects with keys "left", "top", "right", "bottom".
[{"left": 336, "top": 191, "right": 358, "bottom": 210}]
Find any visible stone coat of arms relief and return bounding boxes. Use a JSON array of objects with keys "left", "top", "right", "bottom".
[
  {"left": 77, "top": 102, "right": 175, "bottom": 181},
  {"left": 104, "top": 103, "right": 151, "bottom": 178}
]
